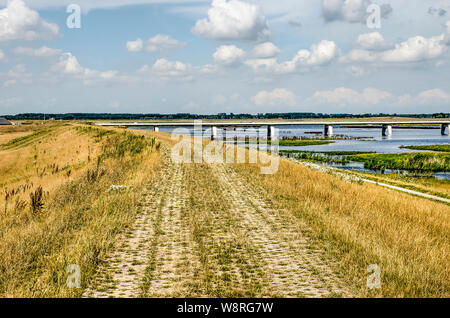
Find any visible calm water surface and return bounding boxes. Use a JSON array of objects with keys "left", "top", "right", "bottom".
[
  {"left": 133, "top": 124, "right": 450, "bottom": 154},
  {"left": 132, "top": 124, "right": 450, "bottom": 179}
]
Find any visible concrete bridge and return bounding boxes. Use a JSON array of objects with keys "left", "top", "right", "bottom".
[{"left": 96, "top": 121, "right": 450, "bottom": 140}]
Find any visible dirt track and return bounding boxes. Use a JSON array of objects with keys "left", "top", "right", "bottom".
[{"left": 84, "top": 148, "right": 352, "bottom": 298}]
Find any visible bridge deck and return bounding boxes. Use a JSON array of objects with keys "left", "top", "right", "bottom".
[{"left": 97, "top": 121, "right": 450, "bottom": 127}]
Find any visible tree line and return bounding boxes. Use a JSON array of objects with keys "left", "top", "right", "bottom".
[{"left": 3, "top": 112, "right": 449, "bottom": 121}]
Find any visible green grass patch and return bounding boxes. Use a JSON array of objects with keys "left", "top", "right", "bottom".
[
  {"left": 349, "top": 152, "right": 450, "bottom": 172},
  {"left": 74, "top": 126, "right": 116, "bottom": 141},
  {"left": 2, "top": 127, "right": 54, "bottom": 149},
  {"left": 401, "top": 144, "right": 450, "bottom": 152}
]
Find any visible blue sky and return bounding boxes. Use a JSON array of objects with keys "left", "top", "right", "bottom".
[{"left": 1, "top": 0, "right": 450, "bottom": 115}]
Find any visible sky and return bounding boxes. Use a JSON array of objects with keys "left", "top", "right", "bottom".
[{"left": 0, "top": 0, "right": 450, "bottom": 115}]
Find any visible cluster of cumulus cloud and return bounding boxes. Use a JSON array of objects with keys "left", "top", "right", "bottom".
[
  {"left": 191, "top": 0, "right": 271, "bottom": 41},
  {"left": 0, "top": 0, "right": 131, "bottom": 85},
  {"left": 253, "top": 87, "right": 450, "bottom": 109},
  {"left": 341, "top": 25, "right": 450, "bottom": 64},
  {"left": 2, "top": 0, "right": 450, "bottom": 108},
  {"left": 0, "top": 0, "right": 59, "bottom": 41},
  {"left": 124, "top": 0, "right": 450, "bottom": 80},
  {"left": 126, "top": 35, "right": 187, "bottom": 54}
]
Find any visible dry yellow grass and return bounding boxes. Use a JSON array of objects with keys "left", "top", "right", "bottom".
[
  {"left": 0, "top": 124, "right": 162, "bottom": 297},
  {"left": 232, "top": 156, "right": 450, "bottom": 297},
  {"left": 0, "top": 123, "right": 62, "bottom": 146},
  {"left": 356, "top": 172, "right": 450, "bottom": 199},
  {"left": 0, "top": 125, "right": 102, "bottom": 212},
  {"left": 0, "top": 132, "right": 30, "bottom": 145},
  {"left": 146, "top": 133, "right": 450, "bottom": 297},
  {"left": 1, "top": 125, "right": 448, "bottom": 298}
]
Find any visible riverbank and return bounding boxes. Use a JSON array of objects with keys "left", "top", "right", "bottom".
[
  {"left": 348, "top": 152, "right": 450, "bottom": 172},
  {"left": 401, "top": 144, "right": 450, "bottom": 152},
  {"left": 281, "top": 150, "right": 450, "bottom": 173}
]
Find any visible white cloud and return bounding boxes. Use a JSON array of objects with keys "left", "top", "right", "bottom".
[
  {"left": 321, "top": 0, "right": 392, "bottom": 24},
  {"left": 126, "top": 38, "right": 144, "bottom": 52},
  {"left": 13, "top": 46, "right": 62, "bottom": 57},
  {"left": 417, "top": 88, "right": 450, "bottom": 104},
  {"left": 381, "top": 35, "right": 447, "bottom": 63},
  {"left": 199, "top": 64, "right": 218, "bottom": 74},
  {"left": 192, "top": 0, "right": 271, "bottom": 41},
  {"left": 308, "top": 87, "right": 450, "bottom": 107},
  {"left": 7, "top": 63, "right": 27, "bottom": 77},
  {"left": 309, "top": 87, "right": 392, "bottom": 105},
  {"left": 293, "top": 40, "right": 339, "bottom": 66},
  {"left": 98, "top": 70, "right": 118, "bottom": 80},
  {"left": 146, "top": 34, "right": 187, "bottom": 52},
  {"left": 245, "top": 58, "right": 278, "bottom": 73},
  {"left": 395, "top": 89, "right": 450, "bottom": 106},
  {"left": 213, "top": 45, "right": 246, "bottom": 66},
  {"left": 252, "top": 42, "right": 280, "bottom": 58},
  {"left": 356, "top": 32, "right": 391, "bottom": 51},
  {"left": 139, "top": 58, "right": 217, "bottom": 80},
  {"left": 252, "top": 88, "right": 297, "bottom": 106},
  {"left": 82, "top": 68, "right": 125, "bottom": 84},
  {"left": 51, "top": 53, "right": 84, "bottom": 75},
  {"left": 246, "top": 40, "right": 339, "bottom": 74},
  {"left": 0, "top": 49, "right": 6, "bottom": 61},
  {"left": 126, "top": 34, "right": 187, "bottom": 53},
  {"left": 152, "top": 58, "right": 193, "bottom": 81},
  {"left": 342, "top": 29, "right": 449, "bottom": 64},
  {"left": 2, "top": 63, "right": 32, "bottom": 87},
  {"left": 0, "top": 0, "right": 59, "bottom": 41},
  {"left": 49, "top": 52, "right": 124, "bottom": 85},
  {"left": 137, "top": 64, "right": 150, "bottom": 73},
  {"left": 340, "top": 49, "right": 378, "bottom": 63}
]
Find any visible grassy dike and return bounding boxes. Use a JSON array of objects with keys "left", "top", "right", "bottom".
[
  {"left": 1, "top": 124, "right": 448, "bottom": 298},
  {"left": 231, "top": 152, "right": 450, "bottom": 297},
  {"left": 0, "top": 124, "right": 161, "bottom": 297}
]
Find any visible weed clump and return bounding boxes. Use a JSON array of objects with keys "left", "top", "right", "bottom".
[
  {"left": 30, "top": 186, "right": 44, "bottom": 214},
  {"left": 100, "top": 132, "right": 156, "bottom": 161}
]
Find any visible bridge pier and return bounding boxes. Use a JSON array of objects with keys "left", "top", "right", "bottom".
[
  {"left": 324, "top": 125, "right": 333, "bottom": 137},
  {"left": 211, "top": 126, "right": 218, "bottom": 140},
  {"left": 154, "top": 126, "right": 159, "bottom": 132},
  {"left": 441, "top": 124, "right": 449, "bottom": 135},
  {"left": 267, "top": 125, "right": 276, "bottom": 140},
  {"left": 382, "top": 124, "right": 392, "bottom": 137}
]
